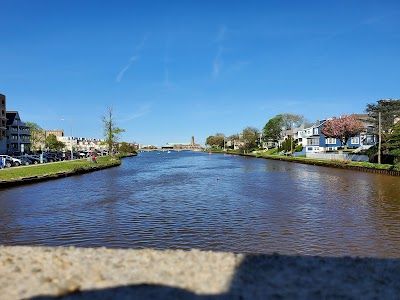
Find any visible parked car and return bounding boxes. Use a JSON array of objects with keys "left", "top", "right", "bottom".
[
  {"left": 16, "top": 156, "right": 35, "bottom": 166},
  {"left": 0, "top": 156, "right": 14, "bottom": 168},
  {"left": 27, "top": 155, "right": 47, "bottom": 164},
  {"left": 43, "top": 153, "right": 56, "bottom": 162},
  {"left": 0, "top": 155, "right": 22, "bottom": 167}
]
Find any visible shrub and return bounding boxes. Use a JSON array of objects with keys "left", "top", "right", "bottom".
[{"left": 295, "top": 144, "right": 303, "bottom": 152}]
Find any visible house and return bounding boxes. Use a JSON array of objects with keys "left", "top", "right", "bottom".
[
  {"left": 279, "top": 125, "right": 305, "bottom": 148},
  {"left": 6, "top": 111, "right": 31, "bottom": 154},
  {"left": 225, "top": 134, "right": 245, "bottom": 150},
  {"left": 297, "top": 122, "right": 323, "bottom": 153},
  {"left": 298, "top": 115, "right": 377, "bottom": 153}
]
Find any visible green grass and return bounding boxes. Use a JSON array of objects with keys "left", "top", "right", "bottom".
[
  {"left": 252, "top": 153, "right": 400, "bottom": 171},
  {"left": 0, "top": 156, "right": 121, "bottom": 181},
  {"left": 206, "top": 149, "right": 243, "bottom": 155},
  {"left": 208, "top": 149, "right": 400, "bottom": 172}
]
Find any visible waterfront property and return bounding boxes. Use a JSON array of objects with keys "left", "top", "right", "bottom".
[
  {"left": 6, "top": 111, "right": 31, "bottom": 155},
  {"left": 294, "top": 114, "right": 377, "bottom": 154},
  {"left": 0, "top": 94, "right": 31, "bottom": 155}
]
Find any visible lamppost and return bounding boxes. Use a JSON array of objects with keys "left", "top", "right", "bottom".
[{"left": 61, "top": 118, "right": 74, "bottom": 160}]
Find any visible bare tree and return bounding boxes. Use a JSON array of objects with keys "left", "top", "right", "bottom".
[{"left": 102, "top": 107, "right": 125, "bottom": 155}]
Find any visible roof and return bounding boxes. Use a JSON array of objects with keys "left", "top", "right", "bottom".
[{"left": 6, "top": 112, "right": 18, "bottom": 126}]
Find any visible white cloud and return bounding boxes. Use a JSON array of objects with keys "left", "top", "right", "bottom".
[
  {"left": 115, "top": 35, "right": 148, "bottom": 83},
  {"left": 116, "top": 56, "right": 139, "bottom": 83},
  {"left": 212, "top": 25, "right": 228, "bottom": 78},
  {"left": 120, "top": 104, "right": 151, "bottom": 122}
]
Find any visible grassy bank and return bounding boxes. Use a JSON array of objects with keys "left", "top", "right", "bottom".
[
  {"left": 208, "top": 149, "right": 400, "bottom": 175},
  {"left": 0, "top": 156, "right": 121, "bottom": 184}
]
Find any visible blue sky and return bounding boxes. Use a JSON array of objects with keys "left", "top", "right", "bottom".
[{"left": 1, "top": 0, "right": 399, "bottom": 145}]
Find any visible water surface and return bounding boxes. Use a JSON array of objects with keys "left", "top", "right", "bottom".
[{"left": 1, "top": 151, "right": 399, "bottom": 257}]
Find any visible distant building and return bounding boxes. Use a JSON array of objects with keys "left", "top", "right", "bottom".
[
  {"left": 45, "top": 129, "right": 64, "bottom": 138},
  {"left": 58, "top": 136, "right": 107, "bottom": 152},
  {"left": 6, "top": 111, "right": 31, "bottom": 154},
  {"left": 0, "top": 94, "right": 7, "bottom": 154},
  {"left": 139, "top": 145, "right": 158, "bottom": 150},
  {"left": 32, "top": 129, "right": 65, "bottom": 151},
  {"left": 162, "top": 136, "right": 203, "bottom": 150}
]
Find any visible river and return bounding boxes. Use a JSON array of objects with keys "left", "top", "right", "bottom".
[{"left": 1, "top": 151, "right": 399, "bottom": 257}]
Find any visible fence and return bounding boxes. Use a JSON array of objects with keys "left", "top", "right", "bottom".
[{"left": 306, "top": 153, "right": 369, "bottom": 162}]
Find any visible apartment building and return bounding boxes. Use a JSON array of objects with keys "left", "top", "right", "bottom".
[
  {"left": 0, "top": 94, "right": 7, "bottom": 154},
  {"left": 6, "top": 111, "right": 31, "bottom": 154}
]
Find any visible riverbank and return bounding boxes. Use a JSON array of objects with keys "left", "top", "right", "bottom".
[
  {"left": 0, "top": 246, "right": 399, "bottom": 299},
  {"left": 0, "top": 156, "right": 122, "bottom": 188},
  {"left": 208, "top": 149, "right": 400, "bottom": 176}
]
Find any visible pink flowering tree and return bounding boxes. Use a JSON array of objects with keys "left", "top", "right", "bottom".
[{"left": 321, "top": 115, "right": 365, "bottom": 148}]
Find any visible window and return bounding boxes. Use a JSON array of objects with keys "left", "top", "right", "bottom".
[
  {"left": 307, "top": 138, "right": 319, "bottom": 145},
  {"left": 313, "top": 128, "right": 318, "bottom": 135},
  {"left": 351, "top": 137, "right": 360, "bottom": 144},
  {"left": 325, "top": 138, "right": 336, "bottom": 144}
]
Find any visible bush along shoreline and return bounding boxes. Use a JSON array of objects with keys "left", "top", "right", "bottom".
[
  {"left": 0, "top": 155, "right": 136, "bottom": 188},
  {"left": 207, "top": 149, "right": 400, "bottom": 176}
]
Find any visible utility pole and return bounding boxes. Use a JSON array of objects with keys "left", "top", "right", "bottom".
[
  {"left": 61, "top": 118, "right": 74, "bottom": 160},
  {"left": 378, "top": 111, "right": 382, "bottom": 164},
  {"left": 290, "top": 122, "right": 294, "bottom": 154}
]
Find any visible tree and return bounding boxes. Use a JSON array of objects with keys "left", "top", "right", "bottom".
[
  {"left": 366, "top": 99, "right": 400, "bottom": 155},
  {"left": 45, "top": 134, "right": 65, "bottom": 151},
  {"left": 263, "top": 115, "right": 284, "bottom": 143},
  {"left": 321, "top": 115, "right": 365, "bottom": 148},
  {"left": 241, "top": 127, "right": 260, "bottom": 151},
  {"left": 205, "top": 133, "right": 225, "bottom": 148},
  {"left": 386, "top": 122, "right": 400, "bottom": 156},
  {"left": 119, "top": 142, "right": 137, "bottom": 154},
  {"left": 102, "top": 107, "right": 125, "bottom": 155},
  {"left": 279, "top": 137, "right": 296, "bottom": 152},
  {"left": 366, "top": 99, "right": 400, "bottom": 134},
  {"left": 281, "top": 113, "right": 305, "bottom": 130},
  {"left": 26, "top": 122, "right": 45, "bottom": 151},
  {"left": 263, "top": 113, "right": 306, "bottom": 147}
]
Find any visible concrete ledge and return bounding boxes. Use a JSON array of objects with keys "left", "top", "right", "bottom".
[{"left": 0, "top": 246, "right": 399, "bottom": 299}]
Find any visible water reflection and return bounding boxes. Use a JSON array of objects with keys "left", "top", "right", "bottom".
[{"left": 0, "top": 151, "right": 399, "bottom": 257}]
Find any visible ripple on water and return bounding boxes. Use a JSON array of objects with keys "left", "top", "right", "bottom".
[{"left": 0, "top": 152, "right": 400, "bottom": 257}]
